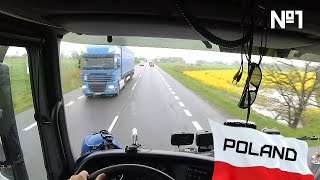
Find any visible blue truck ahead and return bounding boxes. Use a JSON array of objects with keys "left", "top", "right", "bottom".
[{"left": 81, "top": 45, "right": 135, "bottom": 96}]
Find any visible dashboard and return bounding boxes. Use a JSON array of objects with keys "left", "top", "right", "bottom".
[
  {"left": 75, "top": 148, "right": 319, "bottom": 180},
  {"left": 75, "top": 149, "right": 214, "bottom": 180}
]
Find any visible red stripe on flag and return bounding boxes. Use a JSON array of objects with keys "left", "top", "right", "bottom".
[{"left": 212, "top": 161, "right": 314, "bottom": 180}]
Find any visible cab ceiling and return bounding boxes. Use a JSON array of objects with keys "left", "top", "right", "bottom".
[{"left": 0, "top": 0, "right": 320, "bottom": 51}]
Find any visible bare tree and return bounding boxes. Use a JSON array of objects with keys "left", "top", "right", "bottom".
[
  {"left": 264, "top": 61, "right": 319, "bottom": 128},
  {"left": 71, "top": 51, "right": 80, "bottom": 60}
]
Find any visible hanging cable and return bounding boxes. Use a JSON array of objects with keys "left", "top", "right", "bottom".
[
  {"left": 245, "top": 2, "right": 268, "bottom": 124},
  {"left": 175, "top": 0, "right": 252, "bottom": 48}
]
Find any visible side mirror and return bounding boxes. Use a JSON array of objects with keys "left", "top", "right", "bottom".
[
  {"left": 0, "top": 63, "right": 14, "bottom": 134},
  {"left": 0, "top": 138, "right": 14, "bottom": 180},
  {"left": 0, "top": 63, "right": 27, "bottom": 179},
  {"left": 0, "top": 109, "right": 4, "bottom": 164},
  {"left": 0, "top": 138, "right": 6, "bottom": 164}
]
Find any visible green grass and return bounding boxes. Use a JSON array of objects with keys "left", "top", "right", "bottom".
[
  {"left": 4, "top": 57, "right": 81, "bottom": 113},
  {"left": 60, "top": 59, "right": 81, "bottom": 93},
  {"left": 158, "top": 63, "right": 320, "bottom": 147},
  {"left": 4, "top": 57, "right": 33, "bottom": 113}
]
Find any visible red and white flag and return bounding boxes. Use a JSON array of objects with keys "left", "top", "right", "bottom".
[{"left": 209, "top": 120, "right": 314, "bottom": 180}]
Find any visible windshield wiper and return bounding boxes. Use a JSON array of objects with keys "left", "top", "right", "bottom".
[{"left": 297, "top": 136, "right": 319, "bottom": 140}]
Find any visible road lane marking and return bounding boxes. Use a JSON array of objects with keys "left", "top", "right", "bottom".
[
  {"left": 132, "top": 82, "right": 138, "bottom": 90},
  {"left": 77, "top": 95, "right": 85, "bottom": 100},
  {"left": 108, "top": 116, "right": 119, "bottom": 132},
  {"left": 132, "top": 71, "right": 144, "bottom": 91},
  {"left": 171, "top": 91, "right": 176, "bottom": 95},
  {"left": 178, "top": 102, "right": 185, "bottom": 107},
  {"left": 65, "top": 101, "right": 74, "bottom": 107},
  {"left": 184, "top": 110, "right": 192, "bottom": 117},
  {"left": 167, "top": 85, "right": 170, "bottom": 87},
  {"left": 174, "top": 96, "right": 180, "bottom": 100},
  {"left": 168, "top": 88, "right": 172, "bottom": 91},
  {"left": 23, "top": 122, "right": 37, "bottom": 131},
  {"left": 192, "top": 121, "right": 203, "bottom": 131}
]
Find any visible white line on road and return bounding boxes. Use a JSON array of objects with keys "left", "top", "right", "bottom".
[
  {"left": 77, "top": 95, "right": 85, "bottom": 100},
  {"left": 171, "top": 91, "right": 176, "bottom": 95},
  {"left": 167, "top": 85, "right": 170, "bottom": 87},
  {"left": 184, "top": 110, "right": 192, "bottom": 117},
  {"left": 132, "top": 82, "right": 138, "bottom": 90},
  {"left": 23, "top": 122, "right": 37, "bottom": 131},
  {"left": 168, "top": 88, "right": 172, "bottom": 91},
  {"left": 174, "top": 96, "right": 180, "bottom": 100},
  {"left": 192, "top": 121, "right": 203, "bottom": 131},
  {"left": 65, "top": 101, "right": 74, "bottom": 107},
  {"left": 178, "top": 102, "right": 185, "bottom": 107},
  {"left": 108, "top": 116, "right": 119, "bottom": 132},
  {"left": 132, "top": 71, "right": 144, "bottom": 91}
]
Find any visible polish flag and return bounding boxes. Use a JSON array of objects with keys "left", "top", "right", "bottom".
[{"left": 209, "top": 120, "right": 314, "bottom": 180}]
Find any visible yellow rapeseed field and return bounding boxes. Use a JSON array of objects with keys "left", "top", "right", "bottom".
[
  {"left": 183, "top": 70, "right": 316, "bottom": 96},
  {"left": 183, "top": 70, "right": 244, "bottom": 96}
]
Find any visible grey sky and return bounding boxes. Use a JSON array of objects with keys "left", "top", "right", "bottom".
[{"left": 5, "top": 42, "right": 318, "bottom": 66}]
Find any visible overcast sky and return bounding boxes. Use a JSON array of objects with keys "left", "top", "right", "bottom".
[{"left": 5, "top": 41, "right": 319, "bottom": 66}]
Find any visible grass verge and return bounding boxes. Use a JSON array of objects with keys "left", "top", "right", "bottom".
[
  {"left": 158, "top": 63, "right": 319, "bottom": 147},
  {"left": 4, "top": 57, "right": 81, "bottom": 113}
]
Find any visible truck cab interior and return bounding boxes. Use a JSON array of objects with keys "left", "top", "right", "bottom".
[{"left": 0, "top": 0, "right": 320, "bottom": 180}]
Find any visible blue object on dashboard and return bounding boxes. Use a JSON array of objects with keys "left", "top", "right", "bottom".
[{"left": 76, "top": 131, "right": 121, "bottom": 165}]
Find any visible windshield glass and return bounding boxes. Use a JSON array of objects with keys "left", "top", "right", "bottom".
[
  {"left": 58, "top": 36, "right": 320, "bottom": 160},
  {"left": 82, "top": 57, "right": 114, "bottom": 69}
]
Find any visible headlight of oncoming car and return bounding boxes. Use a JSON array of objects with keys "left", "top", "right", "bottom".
[{"left": 108, "top": 85, "right": 115, "bottom": 89}]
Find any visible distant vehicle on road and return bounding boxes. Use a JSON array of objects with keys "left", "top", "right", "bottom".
[
  {"left": 81, "top": 45, "right": 135, "bottom": 96},
  {"left": 139, "top": 63, "right": 144, "bottom": 66},
  {"left": 149, "top": 62, "right": 154, "bottom": 67}
]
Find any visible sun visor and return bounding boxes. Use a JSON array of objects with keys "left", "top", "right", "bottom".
[{"left": 62, "top": 33, "right": 220, "bottom": 51}]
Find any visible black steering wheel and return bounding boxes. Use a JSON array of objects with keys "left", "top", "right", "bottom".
[{"left": 87, "top": 164, "right": 175, "bottom": 180}]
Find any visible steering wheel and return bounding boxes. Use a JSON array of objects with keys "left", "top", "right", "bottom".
[{"left": 87, "top": 164, "right": 175, "bottom": 180}]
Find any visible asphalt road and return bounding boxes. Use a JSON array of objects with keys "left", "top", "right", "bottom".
[{"left": 11, "top": 64, "right": 320, "bottom": 179}]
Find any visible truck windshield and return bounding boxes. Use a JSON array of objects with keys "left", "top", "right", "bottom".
[{"left": 82, "top": 57, "right": 114, "bottom": 69}]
